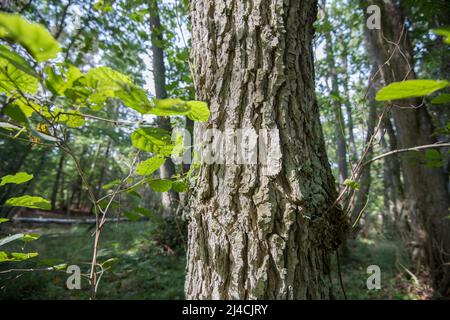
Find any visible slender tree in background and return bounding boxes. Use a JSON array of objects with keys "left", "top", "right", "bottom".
[
  {"left": 51, "top": 150, "right": 66, "bottom": 210},
  {"left": 362, "top": 0, "right": 450, "bottom": 297},
  {"left": 350, "top": 29, "right": 382, "bottom": 226},
  {"left": 340, "top": 44, "right": 358, "bottom": 163},
  {"left": 382, "top": 117, "right": 407, "bottom": 233},
  {"left": 186, "top": 0, "right": 345, "bottom": 299},
  {"left": 323, "top": 2, "right": 348, "bottom": 186},
  {"left": 149, "top": 0, "right": 179, "bottom": 217}
]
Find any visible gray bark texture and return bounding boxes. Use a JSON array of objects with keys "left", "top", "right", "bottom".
[
  {"left": 186, "top": 0, "right": 347, "bottom": 299},
  {"left": 362, "top": 0, "right": 450, "bottom": 297}
]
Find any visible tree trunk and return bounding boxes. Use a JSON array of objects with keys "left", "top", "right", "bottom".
[
  {"left": 324, "top": 6, "right": 348, "bottom": 185},
  {"left": 363, "top": 0, "right": 450, "bottom": 297},
  {"left": 51, "top": 151, "right": 65, "bottom": 210},
  {"left": 351, "top": 66, "right": 378, "bottom": 220},
  {"left": 341, "top": 45, "right": 358, "bottom": 163},
  {"left": 186, "top": 0, "right": 346, "bottom": 299},
  {"left": 149, "top": 0, "right": 180, "bottom": 217},
  {"left": 382, "top": 117, "right": 408, "bottom": 234},
  {"left": 95, "top": 139, "right": 111, "bottom": 200}
]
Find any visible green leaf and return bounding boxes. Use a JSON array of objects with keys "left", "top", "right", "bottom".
[
  {"left": 376, "top": 80, "right": 450, "bottom": 101},
  {"left": 11, "top": 98, "right": 38, "bottom": 117},
  {"left": 148, "top": 99, "right": 210, "bottom": 122},
  {"left": 136, "top": 156, "right": 165, "bottom": 176},
  {"left": 52, "top": 263, "right": 68, "bottom": 271},
  {"left": 424, "top": 149, "right": 443, "bottom": 168},
  {"left": 64, "top": 111, "right": 85, "bottom": 128},
  {"left": 150, "top": 98, "right": 189, "bottom": 116},
  {"left": 147, "top": 179, "right": 172, "bottom": 192},
  {"left": 94, "top": 0, "right": 113, "bottom": 13},
  {"left": 131, "top": 127, "right": 174, "bottom": 155},
  {"left": 343, "top": 179, "right": 359, "bottom": 190},
  {"left": 5, "top": 195, "right": 51, "bottom": 210},
  {"left": 21, "top": 233, "right": 40, "bottom": 242},
  {"left": 431, "top": 93, "right": 450, "bottom": 105},
  {"left": 72, "top": 66, "right": 132, "bottom": 107},
  {"left": 0, "top": 251, "right": 38, "bottom": 262},
  {"left": 0, "top": 172, "right": 33, "bottom": 186},
  {"left": 101, "top": 179, "right": 121, "bottom": 190},
  {"left": 0, "top": 218, "right": 9, "bottom": 224},
  {"left": 0, "top": 44, "right": 35, "bottom": 76},
  {"left": 171, "top": 132, "right": 185, "bottom": 157},
  {"left": 186, "top": 101, "right": 210, "bottom": 122},
  {"left": 0, "top": 53, "right": 39, "bottom": 95},
  {"left": 44, "top": 66, "right": 65, "bottom": 96},
  {"left": 425, "top": 149, "right": 442, "bottom": 161},
  {"left": 0, "top": 13, "right": 60, "bottom": 62},
  {"left": 57, "top": 65, "right": 84, "bottom": 98},
  {"left": 433, "top": 27, "right": 450, "bottom": 44},
  {"left": 127, "top": 190, "right": 142, "bottom": 199},
  {"left": 98, "top": 199, "right": 119, "bottom": 211},
  {"left": 3, "top": 105, "right": 28, "bottom": 124},
  {"left": 172, "top": 181, "right": 189, "bottom": 193},
  {"left": 0, "top": 234, "right": 24, "bottom": 247},
  {"left": 0, "top": 233, "right": 40, "bottom": 247},
  {"left": 101, "top": 258, "right": 118, "bottom": 269},
  {"left": 115, "top": 84, "right": 152, "bottom": 114},
  {"left": 0, "top": 121, "right": 22, "bottom": 131}
]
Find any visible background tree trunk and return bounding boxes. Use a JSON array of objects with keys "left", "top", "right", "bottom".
[
  {"left": 362, "top": 0, "right": 450, "bottom": 297},
  {"left": 186, "top": 0, "right": 346, "bottom": 299},
  {"left": 51, "top": 151, "right": 65, "bottom": 210},
  {"left": 324, "top": 6, "right": 348, "bottom": 186},
  {"left": 341, "top": 46, "right": 358, "bottom": 163},
  {"left": 351, "top": 66, "right": 378, "bottom": 221},
  {"left": 149, "top": 0, "right": 180, "bottom": 217}
]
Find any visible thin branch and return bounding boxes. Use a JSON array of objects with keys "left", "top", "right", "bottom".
[
  {"left": 57, "top": 112, "right": 146, "bottom": 126},
  {"left": 88, "top": 152, "right": 140, "bottom": 300},
  {"left": 362, "top": 143, "right": 450, "bottom": 167},
  {"left": 0, "top": 132, "right": 56, "bottom": 148}
]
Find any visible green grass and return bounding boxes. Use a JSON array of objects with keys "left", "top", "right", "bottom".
[
  {"left": 330, "top": 235, "right": 431, "bottom": 300},
  {"left": 0, "top": 221, "right": 186, "bottom": 300},
  {"left": 1, "top": 220, "right": 431, "bottom": 300}
]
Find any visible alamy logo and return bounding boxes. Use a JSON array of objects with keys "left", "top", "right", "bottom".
[
  {"left": 66, "top": 265, "right": 81, "bottom": 290},
  {"left": 171, "top": 127, "right": 282, "bottom": 176},
  {"left": 366, "top": 5, "right": 381, "bottom": 30},
  {"left": 366, "top": 1, "right": 390, "bottom": 30},
  {"left": 366, "top": 265, "right": 381, "bottom": 290}
]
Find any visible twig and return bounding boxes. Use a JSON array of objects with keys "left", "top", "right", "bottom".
[
  {"left": 362, "top": 143, "right": 450, "bottom": 167},
  {"left": 88, "top": 152, "right": 140, "bottom": 299}
]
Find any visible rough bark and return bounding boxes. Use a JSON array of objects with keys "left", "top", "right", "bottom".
[
  {"left": 186, "top": 0, "right": 346, "bottom": 299},
  {"left": 363, "top": 0, "right": 450, "bottom": 297},
  {"left": 149, "top": 0, "right": 180, "bottom": 217}
]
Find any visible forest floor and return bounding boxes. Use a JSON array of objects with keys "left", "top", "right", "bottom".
[
  {"left": 0, "top": 221, "right": 433, "bottom": 300},
  {"left": 0, "top": 221, "right": 185, "bottom": 299},
  {"left": 331, "top": 233, "right": 433, "bottom": 300}
]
